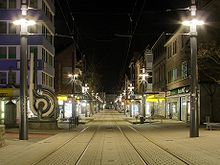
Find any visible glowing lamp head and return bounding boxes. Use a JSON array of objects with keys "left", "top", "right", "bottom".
[
  {"left": 13, "top": 18, "right": 36, "bottom": 26},
  {"left": 182, "top": 19, "right": 204, "bottom": 26}
]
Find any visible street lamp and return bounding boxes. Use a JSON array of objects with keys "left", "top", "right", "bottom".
[
  {"left": 182, "top": 0, "right": 204, "bottom": 137},
  {"left": 128, "top": 83, "right": 134, "bottom": 117},
  {"left": 13, "top": 1, "right": 36, "bottom": 140},
  {"left": 82, "top": 83, "right": 89, "bottom": 117},
  {"left": 68, "top": 73, "right": 79, "bottom": 119},
  {"left": 139, "top": 67, "right": 149, "bottom": 119}
]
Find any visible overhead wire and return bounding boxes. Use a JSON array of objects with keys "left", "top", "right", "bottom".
[
  {"left": 118, "top": 0, "right": 146, "bottom": 91},
  {"left": 55, "top": 0, "right": 83, "bottom": 56}
]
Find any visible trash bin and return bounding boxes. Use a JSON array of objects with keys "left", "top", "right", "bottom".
[{"left": 140, "top": 116, "right": 145, "bottom": 124}]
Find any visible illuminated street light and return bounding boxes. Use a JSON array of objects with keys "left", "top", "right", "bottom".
[
  {"left": 139, "top": 67, "right": 149, "bottom": 119},
  {"left": 13, "top": 1, "right": 36, "bottom": 140},
  {"left": 68, "top": 73, "right": 79, "bottom": 122},
  {"left": 68, "top": 73, "right": 78, "bottom": 80},
  {"left": 127, "top": 83, "right": 134, "bottom": 117},
  {"left": 82, "top": 83, "right": 89, "bottom": 117},
  {"left": 182, "top": 0, "right": 204, "bottom": 137},
  {"left": 13, "top": 18, "right": 36, "bottom": 26},
  {"left": 182, "top": 19, "right": 204, "bottom": 26}
]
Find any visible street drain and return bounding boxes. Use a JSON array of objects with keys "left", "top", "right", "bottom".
[{"left": 165, "top": 139, "right": 173, "bottom": 141}]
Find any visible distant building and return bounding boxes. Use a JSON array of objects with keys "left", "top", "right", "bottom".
[{"left": 55, "top": 45, "right": 83, "bottom": 95}]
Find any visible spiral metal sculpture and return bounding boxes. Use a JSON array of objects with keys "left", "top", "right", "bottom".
[{"left": 31, "top": 88, "right": 58, "bottom": 118}]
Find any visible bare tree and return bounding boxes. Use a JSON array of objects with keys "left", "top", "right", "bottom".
[{"left": 198, "top": 42, "right": 220, "bottom": 121}]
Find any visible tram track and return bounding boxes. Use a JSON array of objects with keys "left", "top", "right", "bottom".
[
  {"left": 33, "top": 110, "right": 190, "bottom": 165},
  {"left": 32, "top": 125, "right": 100, "bottom": 165},
  {"left": 112, "top": 113, "right": 189, "bottom": 165}
]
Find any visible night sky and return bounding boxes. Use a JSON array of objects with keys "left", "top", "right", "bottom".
[{"left": 55, "top": 0, "right": 191, "bottom": 93}]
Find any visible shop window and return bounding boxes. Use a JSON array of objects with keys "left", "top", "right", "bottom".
[
  {"left": 0, "top": 0, "right": 6, "bottom": 8},
  {"left": 0, "top": 22, "right": 7, "bottom": 34},
  {"left": 0, "top": 47, "right": 7, "bottom": 59},
  {"left": 8, "top": 47, "right": 16, "bottom": 59},
  {"left": 0, "top": 72, "right": 6, "bottom": 84},
  {"left": 9, "top": 0, "right": 16, "bottom": 8}
]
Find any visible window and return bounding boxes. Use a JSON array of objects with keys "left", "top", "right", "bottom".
[
  {"left": 0, "top": 0, "right": 6, "bottom": 8},
  {"left": 173, "top": 40, "right": 177, "bottom": 55},
  {"left": 9, "top": 0, "right": 16, "bottom": 8},
  {"left": 0, "top": 22, "right": 7, "bottom": 34},
  {"left": 0, "top": 72, "right": 6, "bottom": 84},
  {"left": 8, "top": 47, "right": 16, "bottom": 59},
  {"left": 9, "top": 23, "right": 16, "bottom": 34},
  {"left": 168, "top": 70, "right": 172, "bottom": 83},
  {"left": 8, "top": 71, "right": 16, "bottom": 85},
  {"left": 28, "top": 25, "right": 37, "bottom": 33},
  {"left": 173, "top": 68, "right": 177, "bottom": 81},
  {"left": 167, "top": 45, "right": 172, "bottom": 58},
  {"left": 42, "top": 72, "right": 46, "bottom": 85},
  {"left": 30, "top": 46, "right": 37, "bottom": 56},
  {"left": 42, "top": 48, "right": 54, "bottom": 67},
  {"left": 0, "top": 47, "right": 6, "bottom": 59},
  {"left": 30, "top": 0, "right": 38, "bottom": 8}
]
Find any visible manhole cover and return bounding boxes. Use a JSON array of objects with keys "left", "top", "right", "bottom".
[{"left": 108, "top": 160, "right": 115, "bottom": 162}]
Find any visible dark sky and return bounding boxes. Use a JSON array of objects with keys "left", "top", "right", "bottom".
[{"left": 55, "top": 0, "right": 191, "bottom": 93}]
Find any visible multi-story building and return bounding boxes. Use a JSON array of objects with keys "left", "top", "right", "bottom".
[
  {"left": 164, "top": 27, "right": 191, "bottom": 122},
  {"left": 0, "top": 0, "right": 55, "bottom": 123},
  {"left": 151, "top": 32, "right": 168, "bottom": 92},
  {"left": 127, "top": 48, "right": 153, "bottom": 117},
  {"left": 151, "top": 0, "right": 220, "bottom": 123},
  {"left": 55, "top": 44, "right": 84, "bottom": 118}
]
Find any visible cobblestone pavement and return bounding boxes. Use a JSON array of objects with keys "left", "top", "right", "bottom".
[{"left": 0, "top": 110, "right": 220, "bottom": 165}]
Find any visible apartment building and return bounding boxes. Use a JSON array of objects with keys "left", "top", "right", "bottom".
[{"left": 0, "top": 0, "right": 55, "bottom": 123}]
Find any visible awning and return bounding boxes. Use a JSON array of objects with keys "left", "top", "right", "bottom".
[
  {"left": 0, "top": 88, "right": 19, "bottom": 97},
  {"left": 146, "top": 94, "right": 165, "bottom": 102}
]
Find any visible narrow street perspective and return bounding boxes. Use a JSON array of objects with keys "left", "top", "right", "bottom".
[{"left": 1, "top": 0, "right": 220, "bottom": 165}]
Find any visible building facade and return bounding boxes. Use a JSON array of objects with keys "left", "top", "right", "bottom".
[
  {"left": 0, "top": 0, "right": 55, "bottom": 123},
  {"left": 164, "top": 28, "right": 191, "bottom": 122}
]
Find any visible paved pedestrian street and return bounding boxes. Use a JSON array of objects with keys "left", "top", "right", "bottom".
[{"left": 1, "top": 110, "right": 220, "bottom": 165}]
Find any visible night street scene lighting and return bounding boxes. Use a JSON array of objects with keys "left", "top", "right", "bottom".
[
  {"left": 68, "top": 73, "right": 79, "bottom": 121},
  {"left": 139, "top": 67, "right": 149, "bottom": 121},
  {"left": 13, "top": 1, "right": 36, "bottom": 140},
  {"left": 182, "top": 0, "right": 204, "bottom": 138}
]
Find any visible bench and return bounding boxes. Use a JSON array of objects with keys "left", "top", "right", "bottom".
[{"left": 204, "top": 122, "right": 220, "bottom": 130}]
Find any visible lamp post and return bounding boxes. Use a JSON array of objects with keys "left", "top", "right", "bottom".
[
  {"left": 128, "top": 83, "right": 134, "bottom": 117},
  {"left": 68, "top": 73, "right": 78, "bottom": 119},
  {"left": 182, "top": 0, "right": 204, "bottom": 137},
  {"left": 139, "top": 67, "right": 148, "bottom": 119},
  {"left": 82, "top": 83, "right": 89, "bottom": 117},
  {"left": 13, "top": 1, "right": 36, "bottom": 140}
]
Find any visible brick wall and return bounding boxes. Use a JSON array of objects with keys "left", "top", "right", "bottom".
[{"left": 0, "top": 125, "right": 5, "bottom": 147}]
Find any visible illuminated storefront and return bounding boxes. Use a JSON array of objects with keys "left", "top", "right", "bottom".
[{"left": 166, "top": 87, "right": 190, "bottom": 122}]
